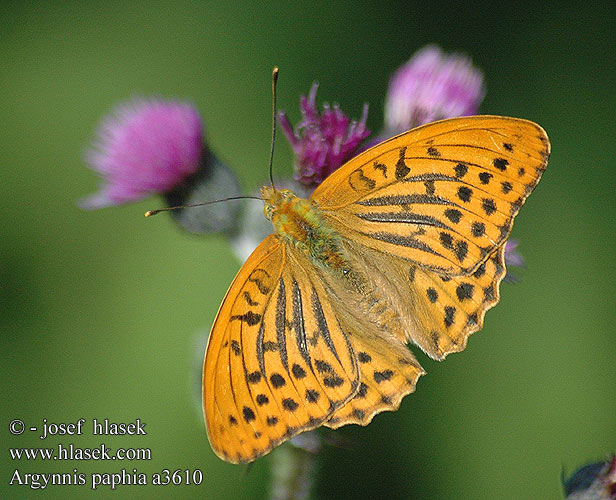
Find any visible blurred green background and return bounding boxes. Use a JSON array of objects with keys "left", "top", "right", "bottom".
[{"left": 1, "top": 1, "right": 614, "bottom": 499}]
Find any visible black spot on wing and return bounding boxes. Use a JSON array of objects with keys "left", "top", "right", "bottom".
[
  {"left": 471, "top": 222, "right": 485, "bottom": 237},
  {"left": 305, "top": 389, "right": 320, "bottom": 403},
  {"left": 444, "top": 306, "right": 456, "bottom": 328},
  {"left": 270, "top": 373, "right": 286, "bottom": 388},
  {"left": 349, "top": 168, "right": 376, "bottom": 191},
  {"left": 242, "top": 406, "right": 256, "bottom": 423},
  {"left": 479, "top": 172, "right": 493, "bottom": 185},
  {"left": 454, "top": 163, "right": 468, "bottom": 178},
  {"left": 482, "top": 198, "right": 497, "bottom": 215},
  {"left": 457, "top": 186, "right": 472, "bottom": 202},
  {"left": 230, "top": 340, "right": 241, "bottom": 355},
  {"left": 291, "top": 363, "right": 307, "bottom": 379},
  {"left": 357, "top": 169, "right": 376, "bottom": 189},
  {"left": 247, "top": 371, "right": 262, "bottom": 384},
  {"left": 431, "top": 331, "right": 440, "bottom": 351},
  {"left": 444, "top": 208, "right": 462, "bottom": 223},
  {"left": 315, "top": 360, "right": 333, "bottom": 373},
  {"left": 323, "top": 376, "right": 344, "bottom": 387},
  {"left": 408, "top": 266, "right": 416, "bottom": 282},
  {"left": 440, "top": 232, "right": 453, "bottom": 249},
  {"left": 395, "top": 147, "right": 410, "bottom": 179},
  {"left": 455, "top": 241, "right": 468, "bottom": 262},
  {"left": 353, "top": 409, "right": 365, "bottom": 420},
  {"left": 282, "top": 398, "right": 299, "bottom": 412},
  {"left": 256, "top": 394, "right": 269, "bottom": 406},
  {"left": 358, "top": 352, "right": 372, "bottom": 363},
  {"left": 374, "top": 370, "right": 394, "bottom": 383},
  {"left": 456, "top": 283, "right": 475, "bottom": 301},
  {"left": 248, "top": 269, "right": 271, "bottom": 294},
  {"left": 230, "top": 311, "right": 262, "bottom": 326},
  {"left": 242, "top": 291, "right": 260, "bottom": 306},
  {"left": 263, "top": 341, "right": 279, "bottom": 352},
  {"left": 501, "top": 181, "right": 513, "bottom": 194},
  {"left": 373, "top": 161, "right": 388, "bottom": 178},
  {"left": 483, "top": 285, "right": 496, "bottom": 302},
  {"left": 493, "top": 158, "right": 509, "bottom": 171}
]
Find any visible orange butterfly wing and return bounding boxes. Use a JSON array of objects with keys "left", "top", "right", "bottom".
[
  {"left": 312, "top": 116, "right": 550, "bottom": 275},
  {"left": 203, "top": 235, "right": 359, "bottom": 463}
]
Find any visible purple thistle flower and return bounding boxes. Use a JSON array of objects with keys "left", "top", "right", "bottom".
[
  {"left": 278, "top": 83, "right": 370, "bottom": 189},
  {"left": 384, "top": 45, "right": 485, "bottom": 134},
  {"left": 609, "top": 457, "right": 616, "bottom": 498},
  {"left": 80, "top": 98, "right": 203, "bottom": 209},
  {"left": 564, "top": 455, "right": 616, "bottom": 500},
  {"left": 504, "top": 239, "right": 524, "bottom": 268}
]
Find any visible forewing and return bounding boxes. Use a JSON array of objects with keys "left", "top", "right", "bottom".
[
  {"left": 311, "top": 116, "right": 550, "bottom": 275},
  {"left": 203, "top": 235, "right": 359, "bottom": 463}
]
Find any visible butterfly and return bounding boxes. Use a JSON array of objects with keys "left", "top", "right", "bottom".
[{"left": 202, "top": 115, "right": 550, "bottom": 463}]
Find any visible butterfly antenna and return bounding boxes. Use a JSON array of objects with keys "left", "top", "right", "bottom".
[
  {"left": 268, "top": 66, "right": 279, "bottom": 190},
  {"left": 144, "top": 195, "right": 261, "bottom": 217},
  {"left": 147, "top": 68, "right": 280, "bottom": 219}
]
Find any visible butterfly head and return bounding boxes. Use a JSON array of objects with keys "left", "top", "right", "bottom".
[
  {"left": 260, "top": 185, "right": 320, "bottom": 249},
  {"left": 260, "top": 186, "right": 295, "bottom": 221}
]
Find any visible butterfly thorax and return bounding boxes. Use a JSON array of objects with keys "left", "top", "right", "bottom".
[{"left": 261, "top": 186, "right": 350, "bottom": 275}]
